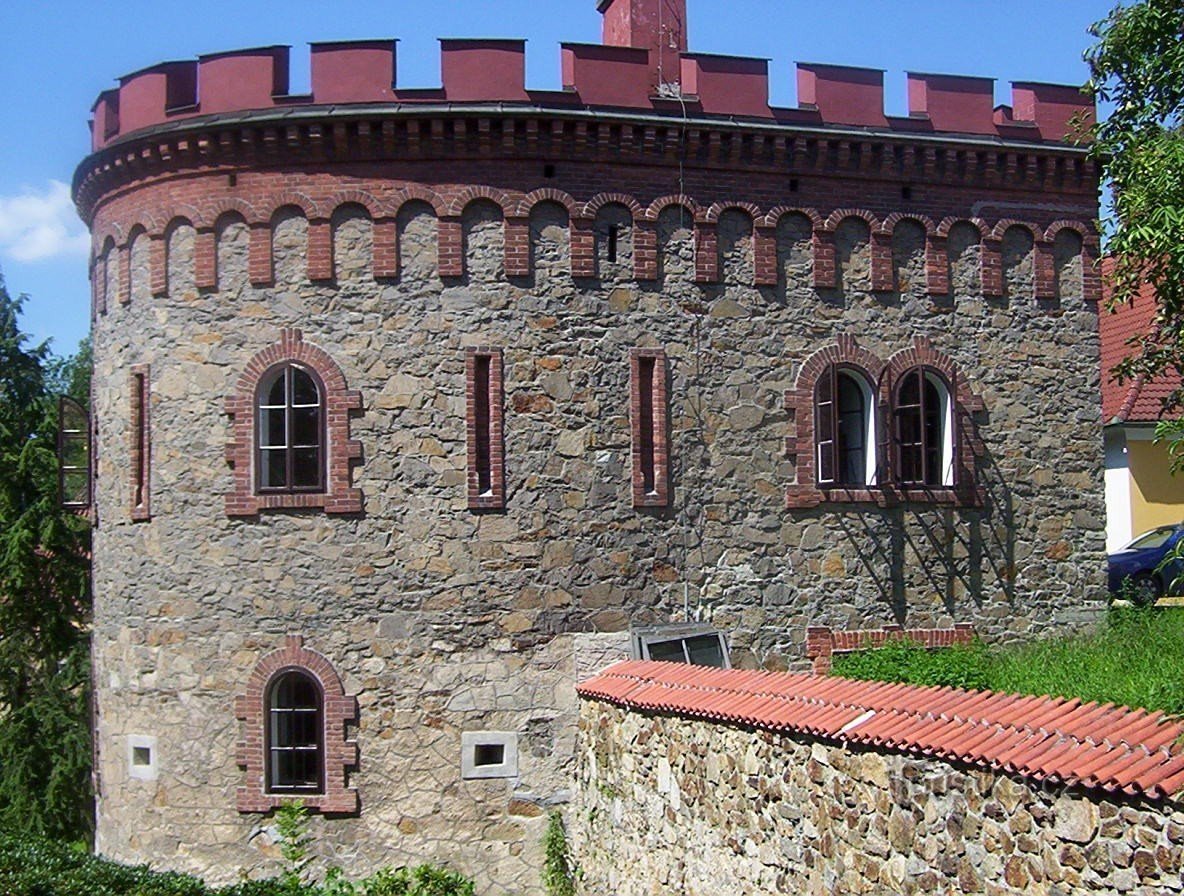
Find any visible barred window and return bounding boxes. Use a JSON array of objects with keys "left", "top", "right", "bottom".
[{"left": 267, "top": 671, "right": 324, "bottom": 794}]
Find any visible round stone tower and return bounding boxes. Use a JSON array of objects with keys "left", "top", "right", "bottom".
[{"left": 74, "top": 1, "right": 1104, "bottom": 891}]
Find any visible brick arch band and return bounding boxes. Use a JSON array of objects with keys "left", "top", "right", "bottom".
[
  {"left": 224, "top": 328, "right": 363, "bottom": 516},
  {"left": 89, "top": 186, "right": 1102, "bottom": 310},
  {"left": 235, "top": 635, "right": 359, "bottom": 814}
]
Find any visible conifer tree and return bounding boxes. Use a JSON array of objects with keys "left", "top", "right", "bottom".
[{"left": 0, "top": 273, "right": 92, "bottom": 840}]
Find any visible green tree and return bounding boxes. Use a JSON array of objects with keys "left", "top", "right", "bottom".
[
  {"left": 0, "top": 274, "right": 92, "bottom": 840},
  {"left": 1087, "top": 1, "right": 1184, "bottom": 401}
]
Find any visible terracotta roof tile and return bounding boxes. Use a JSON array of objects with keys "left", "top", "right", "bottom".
[
  {"left": 577, "top": 661, "right": 1184, "bottom": 800},
  {"left": 1100, "top": 259, "right": 1182, "bottom": 423}
]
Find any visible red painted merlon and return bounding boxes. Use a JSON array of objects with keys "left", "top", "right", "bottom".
[
  {"left": 797, "top": 63, "right": 886, "bottom": 128},
  {"left": 907, "top": 72, "right": 995, "bottom": 135},
  {"left": 198, "top": 46, "right": 292, "bottom": 115},
  {"left": 441, "top": 39, "right": 528, "bottom": 102},
  {"left": 310, "top": 40, "right": 397, "bottom": 104},
  {"left": 562, "top": 43, "right": 653, "bottom": 108},
  {"left": 118, "top": 61, "right": 198, "bottom": 133},
  {"left": 1011, "top": 81, "right": 1096, "bottom": 142},
  {"left": 681, "top": 53, "right": 769, "bottom": 118}
]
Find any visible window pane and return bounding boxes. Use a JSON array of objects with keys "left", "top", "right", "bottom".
[
  {"left": 837, "top": 374, "right": 866, "bottom": 486},
  {"left": 685, "top": 635, "right": 725, "bottom": 667},
  {"left": 63, "top": 471, "right": 90, "bottom": 505},
  {"left": 291, "top": 711, "right": 319, "bottom": 747},
  {"left": 265, "top": 374, "right": 287, "bottom": 407},
  {"left": 899, "top": 370, "right": 920, "bottom": 405},
  {"left": 291, "top": 368, "right": 319, "bottom": 406},
  {"left": 288, "top": 675, "right": 318, "bottom": 708},
  {"left": 261, "top": 408, "right": 287, "bottom": 448},
  {"left": 292, "top": 407, "right": 320, "bottom": 448},
  {"left": 291, "top": 448, "right": 321, "bottom": 488},
  {"left": 648, "top": 639, "right": 687, "bottom": 663},
  {"left": 260, "top": 448, "right": 287, "bottom": 488}
]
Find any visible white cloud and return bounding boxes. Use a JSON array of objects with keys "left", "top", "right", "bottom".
[{"left": 0, "top": 180, "right": 91, "bottom": 263}]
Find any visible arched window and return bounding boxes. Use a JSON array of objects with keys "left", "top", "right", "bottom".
[
  {"left": 894, "top": 368, "right": 954, "bottom": 487},
  {"left": 257, "top": 364, "right": 324, "bottom": 493},
  {"left": 815, "top": 366, "right": 876, "bottom": 487},
  {"left": 267, "top": 670, "right": 324, "bottom": 794},
  {"left": 236, "top": 635, "right": 358, "bottom": 814}
]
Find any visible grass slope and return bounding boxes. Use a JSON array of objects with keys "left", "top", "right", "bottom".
[{"left": 831, "top": 608, "right": 1184, "bottom": 715}]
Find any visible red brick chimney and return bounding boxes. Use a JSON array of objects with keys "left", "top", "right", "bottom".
[{"left": 598, "top": 0, "right": 687, "bottom": 91}]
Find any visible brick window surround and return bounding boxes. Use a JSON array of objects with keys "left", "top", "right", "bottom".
[
  {"left": 786, "top": 335, "right": 984, "bottom": 509},
  {"left": 130, "top": 364, "right": 151, "bottom": 521},
  {"left": 225, "top": 329, "right": 362, "bottom": 516},
  {"left": 235, "top": 635, "right": 359, "bottom": 814},
  {"left": 630, "top": 348, "right": 670, "bottom": 508},
  {"left": 466, "top": 347, "right": 506, "bottom": 510}
]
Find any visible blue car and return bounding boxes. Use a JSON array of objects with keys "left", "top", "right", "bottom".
[{"left": 1107, "top": 523, "right": 1184, "bottom": 604}]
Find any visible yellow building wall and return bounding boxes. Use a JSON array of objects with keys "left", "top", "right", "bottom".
[{"left": 1129, "top": 439, "right": 1184, "bottom": 534}]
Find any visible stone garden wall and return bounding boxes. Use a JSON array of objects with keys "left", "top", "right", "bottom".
[{"left": 575, "top": 700, "right": 1184, "bottom": 895}]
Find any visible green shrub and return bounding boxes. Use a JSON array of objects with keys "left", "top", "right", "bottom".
[
  {"left": 831, "top": 638, "right": 991, "bottom": 691},
  {"left": 541, "top": 811, "right": 576, "bottom": 896},
  {"left": 832, "top": 608, "right": 1184, "bottom": 715},
  {"left": 0, "top": 831, "right": 476, "bottom": 896}
]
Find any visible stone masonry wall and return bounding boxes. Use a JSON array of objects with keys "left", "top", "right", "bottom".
[
  {"left": 575, "top": 700, "right": 1184, "bottom": 895},
  {"left": 87, "top": 146, "right": 1102, "bottom": 894}
]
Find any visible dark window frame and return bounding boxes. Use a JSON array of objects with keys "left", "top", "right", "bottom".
[
  {"left": 265, "top": 669, "right": 325, "bottom": 796},
  {"left": 58, "top": 396, "right": 92, "bottom": 510},
  {"left": 892, "top": 366, "right": 954, "bottom": 488},
  {"left": 255, "top": 362, "right": 327, "bottom": 496},
  {"left": 814, "top": 364, "right": 875, "bottom": 488}
]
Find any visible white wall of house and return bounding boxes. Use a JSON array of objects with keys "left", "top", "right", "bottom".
[{"left": 1104, "top": 427, "right": 1132, "bottom": 552}]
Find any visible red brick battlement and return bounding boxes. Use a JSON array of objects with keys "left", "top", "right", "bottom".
[{"left": 88, "top": 0, "right": 1093, "bottom": 152}]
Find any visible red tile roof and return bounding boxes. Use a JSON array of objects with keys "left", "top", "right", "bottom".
[
  {"left": 1100, "top": 259, "right": 1182, "bottom": 423},
  {"left": 578, "top": 660, "right": 1184, "bottom": 800}
]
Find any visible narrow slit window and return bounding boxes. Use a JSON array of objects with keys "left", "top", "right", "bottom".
[
  {"left": 630, "top": 349, "right": 669, "bottom": 508},
  {"left": 607, "top": 225, "right": 619, "bottom": 263},
  {"left": 466, "top": 348, "right": 505, "bottom": 510},
  {"left": 638, "top": 358, "right": 656, "bottom": 493},
  {"left": 130, "top": 366, "right": 150, "bottom": 520},
  {"left": 474, "top": 355, "right": 492, "bottom": 494}
]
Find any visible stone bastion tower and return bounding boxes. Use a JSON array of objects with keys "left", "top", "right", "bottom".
[{"left": 74, "top": 0, "right": 1102, "bottom": 890}]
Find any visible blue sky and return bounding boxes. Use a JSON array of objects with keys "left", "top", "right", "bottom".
[{"left": 0, "top": 0, "right": 1115, "bottom": 357}]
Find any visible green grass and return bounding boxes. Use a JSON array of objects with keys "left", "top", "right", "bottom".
[{"left": 831, "top": 607, "right": 1184, "bottom": 715}]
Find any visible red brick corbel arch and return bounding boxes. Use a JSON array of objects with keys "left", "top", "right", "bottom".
[
  {"left": 876, "top": 212, "right": 935, "bottom": 237},
  {"left": 785, "top": 334, "right": 886, "bottom": 508},
  {"left": 935, "top": 216, "right": 988, "bottom": 240},
  {"left": 224, "top": 328, "right": 363, "bottom": 517},
  {"left": 823, "top": 208, "right": 879, "bottom": 233},
  {"left": 760, "top": 206, "right": 823, "bottom": 231},
  {"left": 235, "top": 635, "right": 359, "bottom": 815},
  {"left": 445, "top": 186, "right": 513, "bottom": 219},
  {"left": 580, "top": 192, "right": 644, "bottom": 221},
  {"left": 514, "top": 188, "right": 578, "bottom": 219},
  {"left": 880, "top": 336, "right": 985, "bottom": 505},
  {"left": 645, "top": 195, "right": 700, "bottom": 222},
  {"left": 703, "top": 201, "right": 763, "bottom": 225},
  {"left": 388, "top": 186, "right": 447, "bottom": 220}
]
